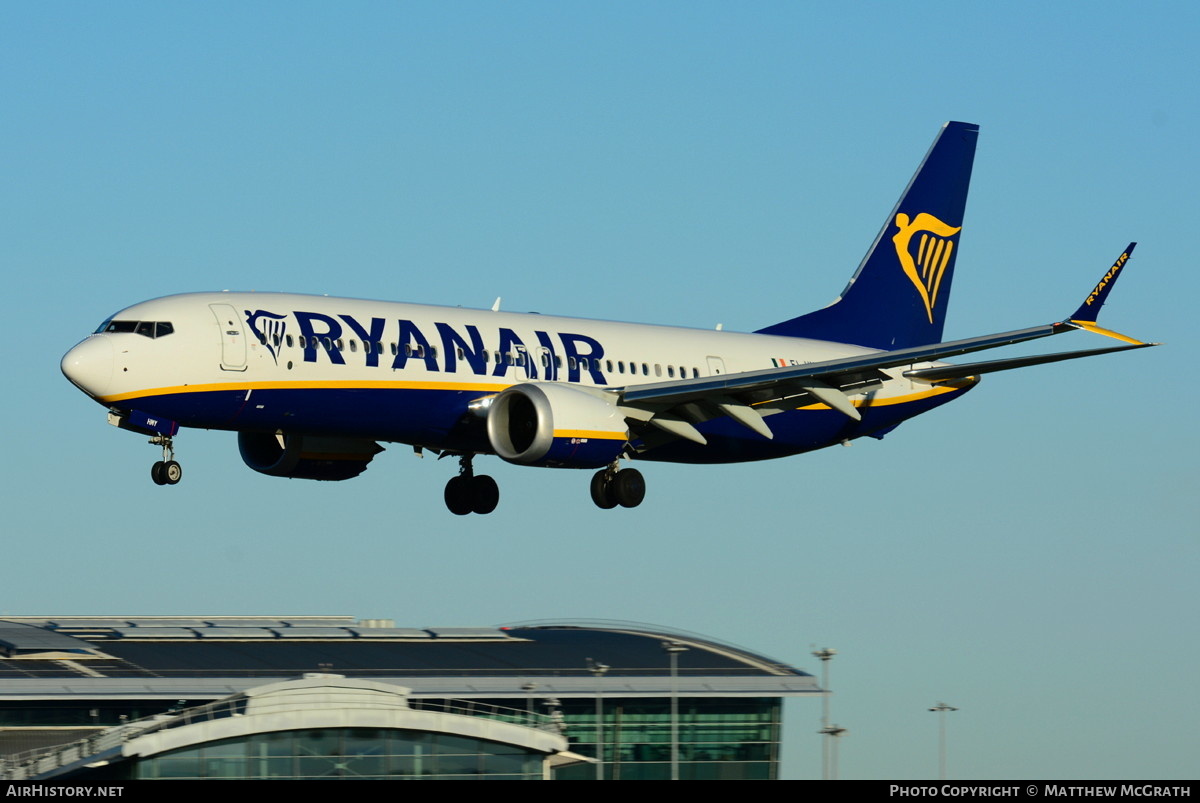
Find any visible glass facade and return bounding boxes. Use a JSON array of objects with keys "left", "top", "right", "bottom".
[
  {"left": 7, "top": 696, "right": 785, "bottom": 781},
  {"left": 550, "top": 697, "right": 781, "bottom": 780},
  {"left": 113, "top": 728, "right": 545, "bottom": 780}
]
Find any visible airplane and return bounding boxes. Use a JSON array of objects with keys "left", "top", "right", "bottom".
[{"left": 60, "top": 121, "right": 1156, "bottom": 515}]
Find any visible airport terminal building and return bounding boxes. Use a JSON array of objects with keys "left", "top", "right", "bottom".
[{"left": 0, "top": 617, "right": 820, "bottom": 780}]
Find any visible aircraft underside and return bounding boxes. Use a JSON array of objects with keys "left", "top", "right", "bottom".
[
  {"left": 121, "top": 382, "right": 968, "bottom": 455},
  {"left": 102, "top": 381, "right": 972, "bottom": 512}
]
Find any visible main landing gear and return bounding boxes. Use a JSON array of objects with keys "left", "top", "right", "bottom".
[
  {"left": 439, "top": 456, "right": 646, "bottom": 515},
  {"left": 444, "top": 455, "right": 499, "bottom": 516},
  {"left": 149, "top": 435, "right": 182, "bottom": 486},
  {"left": 590, "top": 465, "right": 645, "bottom": 510}
]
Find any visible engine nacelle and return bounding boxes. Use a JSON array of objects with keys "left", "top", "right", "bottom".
[
  {"left": 238, "top": 432, "right": 383, "bottom": 481},
  {"left": 486, "top": 383, "right": 629, "bottom": 468}
]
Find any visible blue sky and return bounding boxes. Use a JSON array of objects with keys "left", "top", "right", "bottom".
[{"left": 3, "top": 1, "right": 1196, "bottom": 780}]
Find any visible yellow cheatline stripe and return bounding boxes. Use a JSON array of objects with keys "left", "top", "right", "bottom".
[
  {"left": 1068, "top": 320, "right": 1146, "bottom": 345},
  {"left": 99, "top": 379, "right": 511, "bottom": 404},
  {"left": 101, "top": 378, "right": 970, "bottom": 414},
  {"left": 553, "top": 429, "right": 628, "bottom": 440}
]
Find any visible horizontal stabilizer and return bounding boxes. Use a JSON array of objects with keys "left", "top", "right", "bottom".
[{"left": 903, "top": 342, "right": 1155, "bottom": 383}]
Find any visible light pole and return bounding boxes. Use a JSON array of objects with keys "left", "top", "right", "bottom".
[
  {"left": 521, "top": 681, "right": 538, "bottom": 720},
  {"left": 819, "top": 724, "right": 848, "bottom": 780},
  {"left": 662, "top": 641, "right": 688, "bottom": 780},
  {"left": 929, "top": 702, "right": 958, "bottom": 780},
  {"left": 587, "top": 658, "right": 609, "bottom": 780},
  {"left": 812, "top": 648, "right": 837, "bottom": 779}
]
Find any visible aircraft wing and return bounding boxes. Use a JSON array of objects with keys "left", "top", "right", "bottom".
[
  {"left": 612, "top": 244, "right": 1157, "bottom": 445},
  {"left": 901, "top": 342, "right": 1152, "bottom": 383}
]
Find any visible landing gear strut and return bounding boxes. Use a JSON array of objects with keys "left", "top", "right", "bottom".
[
  {"left": 590, "top": 465, "right": 645, "bottom": 509},
  {"left": 149, "top": 436, "right": 182, "bottom": 486},
  {"left": 444, "top": 455, "right": 499, "bottom": 515}
]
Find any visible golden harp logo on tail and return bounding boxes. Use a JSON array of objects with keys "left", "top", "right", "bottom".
[{"left": 892, "top": 212, "right": 962, "bottom": 323}]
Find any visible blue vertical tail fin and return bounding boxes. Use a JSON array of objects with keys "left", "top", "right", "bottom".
[{"left": 757, "top": 121, "right": 979, "bottom": 349}]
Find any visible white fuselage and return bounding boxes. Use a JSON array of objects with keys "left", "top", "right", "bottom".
[{"left": 63, "top": 291, "right": 966, "bottom": 464}]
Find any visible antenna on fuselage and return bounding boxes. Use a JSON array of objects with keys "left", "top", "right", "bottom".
[{"left": 491, "top": 297, "right": 502, "bottom": 312}]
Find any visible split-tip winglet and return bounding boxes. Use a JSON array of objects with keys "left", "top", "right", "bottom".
[{"left": 1063, "top": 242, "right": 1155, "bottom": 346}]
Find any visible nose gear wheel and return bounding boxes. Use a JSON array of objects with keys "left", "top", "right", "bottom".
[{"left": 149, "top": 436, "right": 182, "bottom": 486}]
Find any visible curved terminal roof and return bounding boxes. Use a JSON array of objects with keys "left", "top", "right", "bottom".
[{"left": 0, "top": 616, "right": 818, "bottom": 701}]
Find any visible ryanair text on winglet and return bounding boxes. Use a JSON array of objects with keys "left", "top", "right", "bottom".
[{"left": 1082, "top": 251, "right": 1131, "bottom": 307}]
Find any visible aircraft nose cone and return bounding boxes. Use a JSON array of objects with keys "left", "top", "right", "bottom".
[{"left": 61, "top": 336, "right": 114, "bottom": 398}]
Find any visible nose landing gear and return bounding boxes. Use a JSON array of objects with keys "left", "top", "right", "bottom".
[
  {"left": 444, "top": 455, "right": 499, "bottom": 515},
  {"left": 149, "top": 436, "right": 182, "bottom": 486}
]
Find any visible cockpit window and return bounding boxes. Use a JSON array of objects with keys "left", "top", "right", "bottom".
[{"left": 96, "top": 319, "right": 174, "bottom": 338}]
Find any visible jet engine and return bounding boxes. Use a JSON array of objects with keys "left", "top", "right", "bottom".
[
  {"left": 486, "top": 383, "right": 629, "bottom": 468},
  {"left": 238, "top": 432, "right": 383, "bottom": 481}
]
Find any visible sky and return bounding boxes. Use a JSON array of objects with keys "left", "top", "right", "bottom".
[{"left": 2, "top": 1, "right": 1196, "bottom": 781}]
